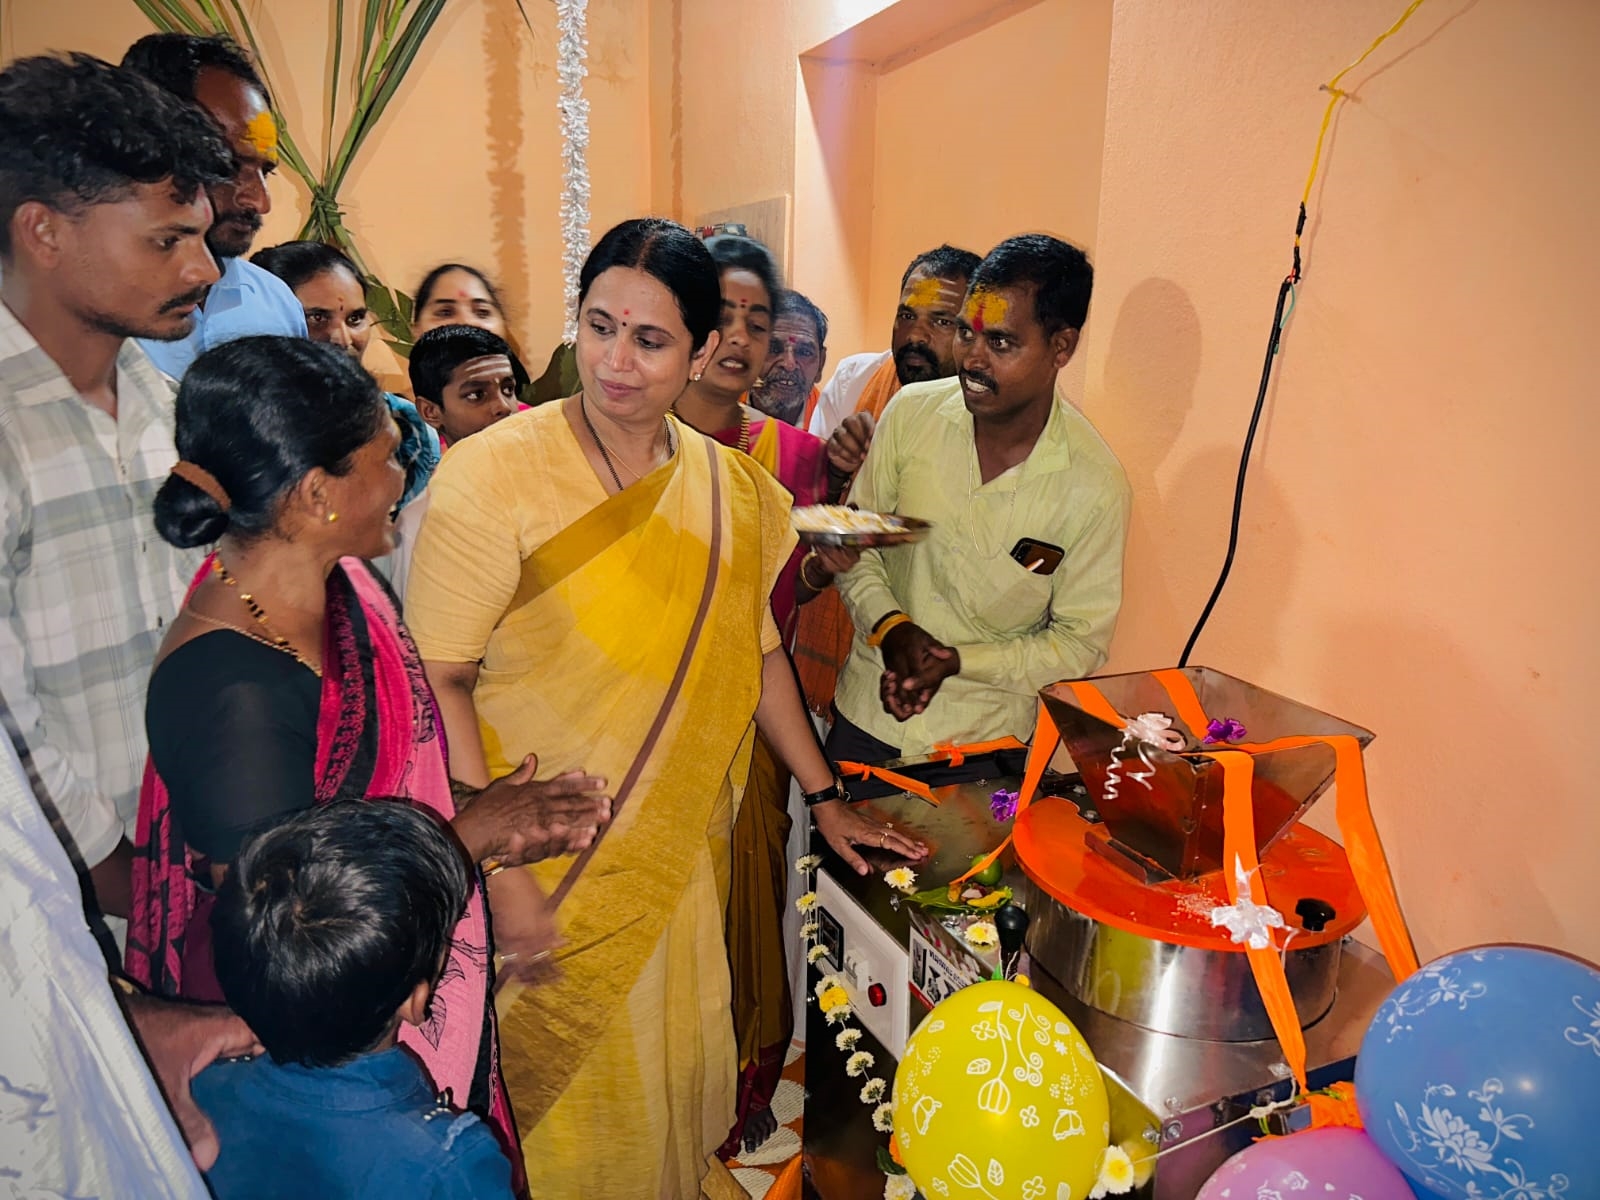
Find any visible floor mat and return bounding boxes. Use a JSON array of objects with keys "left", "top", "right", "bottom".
[{"left": 726, "top": 1041, "right": 805, "bottom": 1198}]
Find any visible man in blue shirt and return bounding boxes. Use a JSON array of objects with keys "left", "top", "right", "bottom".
[{"left": 122, "top": 34, "right": 307, "bottom": 379}]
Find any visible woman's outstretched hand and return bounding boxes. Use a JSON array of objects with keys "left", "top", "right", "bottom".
[
  {"left": 811, "top": 799, "right": 927, "bottom": 876},
  {"left": 454, "top": 754, "right": 611, "bottom": 867}
]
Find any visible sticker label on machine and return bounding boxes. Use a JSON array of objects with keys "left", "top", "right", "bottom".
[{"left": 908, "top": 924, "right": 985, "bottom": 1010}]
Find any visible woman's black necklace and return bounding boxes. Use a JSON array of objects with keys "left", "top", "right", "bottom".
[{"left": 581, "top": 395, "right": 673, "bottom": 491}]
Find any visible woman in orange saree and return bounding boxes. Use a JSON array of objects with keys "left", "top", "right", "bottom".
[{"left": 406, "top": 219, "right": 924, "bottom": 1199}]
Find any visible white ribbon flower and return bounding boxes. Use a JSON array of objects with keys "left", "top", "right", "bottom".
[
  {"left": 1124, "top": 711, "right": 1187, "bottom": 752},
  {"left": 1209, "top": 857, "right": 1286, "bottom": 950}
]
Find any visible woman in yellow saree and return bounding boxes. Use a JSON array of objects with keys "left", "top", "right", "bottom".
[{"left": 405, "top": 219, "right": 924, "bottom": 1199}]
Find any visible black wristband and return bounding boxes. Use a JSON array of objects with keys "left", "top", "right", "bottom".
[{"left": 802, "top": 779, "right": 850, "bottom": 807}]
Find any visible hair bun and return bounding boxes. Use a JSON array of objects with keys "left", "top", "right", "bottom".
[{"left": 152, "top": 472, "right": 230, "bottom": 548}]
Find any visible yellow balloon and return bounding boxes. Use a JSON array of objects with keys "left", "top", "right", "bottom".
[{"left": 892, "top": 980, "right": 1109, "bottom": 1200}]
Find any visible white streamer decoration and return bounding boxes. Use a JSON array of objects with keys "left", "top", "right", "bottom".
[
  {"left": 556, "top": 0, "right": 591, "bottom": 342},
  {"left": 1102, "top": 711, "right": 1186, "bottom": 805}
]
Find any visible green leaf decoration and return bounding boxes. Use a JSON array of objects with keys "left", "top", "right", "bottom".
[
  {"left": 528, "top": 342, "right": 579, "bottom": 407},
  {"left": 904, "top": 883, "right": 1013, "bottom": 914},
  {"left": 875, "top": 1145, "right": 908, "bottom": 1177}
]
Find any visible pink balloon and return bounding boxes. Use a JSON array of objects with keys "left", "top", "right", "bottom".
[{"left": 1196, "top": 1127, "right": 1414, "bottom": 1200}]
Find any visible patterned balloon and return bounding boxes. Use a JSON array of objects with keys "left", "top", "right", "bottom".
[
  {"left": 892, "top": 980, "right": 1109, "bottom": 1200},
  {"left": 1355, "top": 945, "right": 1600, "bottom": 1199},
  {"left": 1194, "top": 1127, "right": 1414, "bottom": 1200}
]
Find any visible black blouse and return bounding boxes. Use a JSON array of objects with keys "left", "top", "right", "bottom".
[{"left": 145, "top": 630, "right": 320, "bottom": 862}]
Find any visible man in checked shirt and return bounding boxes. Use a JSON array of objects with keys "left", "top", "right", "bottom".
[{"left": 0, "top": 53, "right": 234, "bottom": 925}]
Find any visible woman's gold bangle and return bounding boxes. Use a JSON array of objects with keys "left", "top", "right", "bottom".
[{"left": 800, "top": 550, "right": 831, "bottom": 591}]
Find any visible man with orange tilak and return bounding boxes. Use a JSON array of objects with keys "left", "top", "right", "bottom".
[
  {"left": 792, "top": 247, "right": 980, "bottom": 715},
  {"left": 805, "top": 244, "right": 979, "bottom": 442},
  {"left": 808, "top": 235, "right": 1131, "bottom": 780},
  {"left": 123, "top": 34, "right": 307, "bottom": 380}
]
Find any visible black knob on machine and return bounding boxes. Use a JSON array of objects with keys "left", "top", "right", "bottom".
[{"left": 996, "top": 904, "right": 1030, "bottom": 980}]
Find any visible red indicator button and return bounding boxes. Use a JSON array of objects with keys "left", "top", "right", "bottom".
[{"left": 868, "top": 983, "right": 887, "bottom": 1007}]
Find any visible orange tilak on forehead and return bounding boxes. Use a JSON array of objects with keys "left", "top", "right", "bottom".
[
  {"left": 963, "top": 289, "right": 1009, "bottom": 332},
  {"left": 243, "top": 110, "right": 279, "bottom": 162},
  {"left": 904, "top": 275, "right": 945, "bottom": 308}
]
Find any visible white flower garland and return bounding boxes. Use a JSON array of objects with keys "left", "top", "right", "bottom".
[
  {"left": 795, "top": 854, "right": 896, "bottom": 1194},
  {"left": 793, "top": 856, "right": 1138, "bottom": 1199},
  {"left": 555, "top": 0, "right": 591, "bottom": 342}
]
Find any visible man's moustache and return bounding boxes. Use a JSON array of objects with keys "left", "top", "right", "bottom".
[{"left": 160, "top": 288, "right": 210, "bottom": 313}]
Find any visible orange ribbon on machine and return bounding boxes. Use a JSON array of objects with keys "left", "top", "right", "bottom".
[
  {"left": 948, "top": 717, "right": 1058, "bottom": 886},
  {"left": 1044, "top": 671, "right": 1417, "bottom": 1090},
  {"left": 929, "top": 736, "right": 1027, "bottom": 767},
  {"left": 1147, "top": 669, "right": 1418, "bottom": 983},
  {"left": 839, "top": 737, "right": 1028, "bottom": 811},
  {"left": 835, "top": 761, "right": 939, "bottom": 805}
]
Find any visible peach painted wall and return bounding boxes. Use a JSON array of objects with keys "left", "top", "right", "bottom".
[
  {"left": 2, "top": 0, "right": 653, "bottom": 377},
  {"left": 653, "top": 0, "right": 1111, "bottom": 364},
  {"left": 1081, "top": 0, "right": 1600, "bottom": 963},
  {"left": 865, "top": 0, "right": 1110, "bottom": 362}
]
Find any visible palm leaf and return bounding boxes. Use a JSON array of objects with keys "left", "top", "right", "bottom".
[
  {"left": 130, "top": 0, "right": 208, "bottom": 34},
  {"left": 190, "top": 0, "right": 233, "bottom": 33},
  {"left": 357, "top": 0, "right": 387, "bottom": 80},
  {"left": 327, "top": 0, "right": 346, "bottom": 164},
  {"left": 328, "top": 0, "right": 445, "bottom": 193}
]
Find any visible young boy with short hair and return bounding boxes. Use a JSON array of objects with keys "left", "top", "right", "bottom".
[
  {"left": 192, "top": 801, "right": 513, "bottom": 1198},
  {"left": 409, "top": 323, "right": 528, "bottom": 450},
  {"left": 381, "top": 323, "right": 530, "bottom": 597}
]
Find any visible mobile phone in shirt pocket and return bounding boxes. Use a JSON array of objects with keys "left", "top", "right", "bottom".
[{"left": 956, "top": 546, "right": 1055, "bottom": 638}]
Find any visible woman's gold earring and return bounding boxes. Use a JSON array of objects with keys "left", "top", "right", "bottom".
[{"left": 326, "top": 512, "right": 339, "bottom": 524}]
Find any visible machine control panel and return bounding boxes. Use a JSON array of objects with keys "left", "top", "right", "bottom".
[{"left": 814, "top": 870, "right": 910, "bottom": 1057}]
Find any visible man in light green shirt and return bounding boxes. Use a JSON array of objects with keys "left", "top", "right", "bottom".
[{"left": 817, "top": 234, "right": 1129, "bottom": 765}]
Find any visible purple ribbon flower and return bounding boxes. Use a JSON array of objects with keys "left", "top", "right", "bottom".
[
  {"left": 990, "top": 788, "right": 1019, "bottom": 822},
  {"left": 1203, "top": 717, "right": 1248, "bottom": 745}
]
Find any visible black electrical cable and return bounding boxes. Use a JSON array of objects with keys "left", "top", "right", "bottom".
[{"left": 1177, "top": 205, "right": 1306, "bottom": 667}]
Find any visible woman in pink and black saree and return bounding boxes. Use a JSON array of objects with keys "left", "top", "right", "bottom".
[{"left": 127, "top": 337, "right": 611, "bottom": 1193}]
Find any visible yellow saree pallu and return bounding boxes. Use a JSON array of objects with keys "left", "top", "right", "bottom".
[{"left": 476, "top": 427, "right": 794, "bottom": 1199}]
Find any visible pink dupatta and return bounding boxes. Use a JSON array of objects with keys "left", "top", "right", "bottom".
[{"left": 127, "top": 556, "right": 520, "bottom": 1178}]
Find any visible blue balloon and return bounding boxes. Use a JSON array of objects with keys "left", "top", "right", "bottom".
[{"left": 1355, "top": 945, "right": 1600, "bottom": 1200}]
